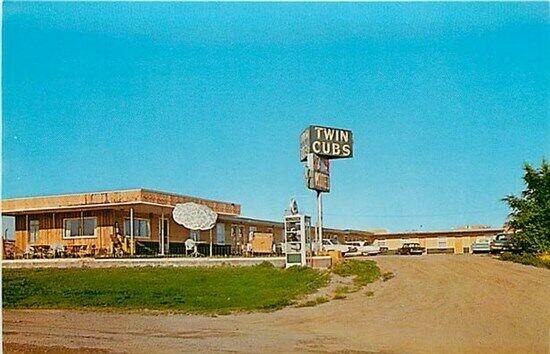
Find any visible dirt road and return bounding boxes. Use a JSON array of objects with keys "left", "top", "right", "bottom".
[{"left": 3, "top": 255, "right": 549, "bottom": 353}]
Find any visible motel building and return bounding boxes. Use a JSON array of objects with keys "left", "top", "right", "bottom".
[
  {"left": 371, "top": 228, "right": 505, "bottom": 255},
  {"left": 1, "top": 188, "right": 503, "bottom": 258}
]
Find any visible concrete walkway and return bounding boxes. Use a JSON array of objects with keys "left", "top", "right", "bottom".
[{"left": 2, "top": 256, "right": 332, "bottom": 269}]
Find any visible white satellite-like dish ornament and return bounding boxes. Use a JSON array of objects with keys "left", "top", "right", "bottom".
[
  {"left": 173, "top": 202, "right": 218, "bottom": 231},
  {"left": 173, "top": 202, "right": 218, "bottom": 257}
]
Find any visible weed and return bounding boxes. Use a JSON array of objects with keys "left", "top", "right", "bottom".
[{"left": 382, "top": 271, "right": 395, "bottom": 281}]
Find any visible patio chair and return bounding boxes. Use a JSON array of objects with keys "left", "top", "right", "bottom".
[
  {"left": 23, "top": 246, "right": 36, "bottom": 259},
  {"left": 89, "top": 244, "right": 97, "bottom": 257},
  {"left": 76, "top": 245, "right": 89, "bottom": 258},
  {"left": 38, "top": 245, "right": 51, "bottom": 258},
  {"left": 49, "top": 243, "right": 66, "bottom": 258}
]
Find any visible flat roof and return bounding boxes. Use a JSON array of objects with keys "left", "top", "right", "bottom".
[
  {"left": 1, "top": 188, "right": 241, "bottom": 216},
  {"left": 373, "top": 228, "right": 504, "bottom": 238}
]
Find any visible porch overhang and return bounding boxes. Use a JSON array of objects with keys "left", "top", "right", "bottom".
[{"left": 1, "top": 188, "right": 241, "bottom": 216}]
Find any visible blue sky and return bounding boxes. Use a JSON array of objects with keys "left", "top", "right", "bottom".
[{"left": 2, "top": 2, "right": 549, "bottom": 233}]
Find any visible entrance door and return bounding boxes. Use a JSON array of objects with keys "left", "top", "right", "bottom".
[
  {"left": 159, "top": 217, "right": 169, "bottom": 254},
  {"left": 454, "top": 237, "right": 463, "bottom": 254}
]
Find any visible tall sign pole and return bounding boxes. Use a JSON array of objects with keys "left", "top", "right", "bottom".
[
  {"left": 317, "top": 191, "right": 323, "bottom": 252},
  {"left": 300, "top": 125, "right": 353, "bottom": 254}
]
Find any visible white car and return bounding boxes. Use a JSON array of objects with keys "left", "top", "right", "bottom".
[
  {"left": 322, "top": 239, "right": 355, "bottom": 254},
  {"left": 345, "top": 241, "right": 381, "bottom": 256},
  {"left": 471, "top": 239, "right": 491, "bottom": 253}
]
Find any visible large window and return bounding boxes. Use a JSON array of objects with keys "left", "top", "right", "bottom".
[
  {"left": 124, "top": 218, "right": 150, "bottom": 238},
  {"left": 63, "top": 217, "right": 97, "bottom": 238}
]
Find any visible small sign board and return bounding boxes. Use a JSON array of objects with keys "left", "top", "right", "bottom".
[
  {"left": 307, "top": 170, "right": 330, "bottom": 192},
  {"left": 305, "top": 154, "right": 330, "bottom": 192},
  {"left": 300, "top": 125, "right": 353, "bottom": 161}
]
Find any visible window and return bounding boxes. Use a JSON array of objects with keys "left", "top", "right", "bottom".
[
  {"left": 438, "top": 237, "right": 447, "bottom": 248},
  {"left": 29, "top": 220, "right": 39, "bottom": 243},
  {"left": 64, "top": 217, "right": 97, "bottom": 238},
  {"left": 377, "top": 240, "right": 387, "bottom": 247},
  {"left": 124, "top": 218, "right": 150, "bottom": 238}
]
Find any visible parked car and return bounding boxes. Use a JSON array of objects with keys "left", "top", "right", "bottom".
[
  {"left": 489, "top": 234, "right": 510, "bottom": 253},
  {"left": 322, "top": 239, "right": 356, "bottom": 255},
  {"left": 345, "top": 241, "right": 381, "bottom": 256},
  {"left": 471, "top": 239, "right": 491, "bottom": 253},
  {"left": 397, "top": 243, "right": 425, "bottom": 255}
]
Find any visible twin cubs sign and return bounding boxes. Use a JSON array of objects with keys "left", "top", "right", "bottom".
[{"left": 300, "top": 125, "right": 354, "bottom": 161}]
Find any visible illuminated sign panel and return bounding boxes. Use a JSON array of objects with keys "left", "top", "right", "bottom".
[{"left": 300, "top": 125, "right": 353, "bottom": 161}]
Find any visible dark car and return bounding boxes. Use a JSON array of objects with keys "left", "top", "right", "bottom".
[
  {"left": 490, "top": 234, "right": 509, "bottom": 254},
  {"left": 397, "top": 243, "right": 425, "bottom": 255},
  {"left": 490, "top": 233, "right": 521, "bottom": 254}
]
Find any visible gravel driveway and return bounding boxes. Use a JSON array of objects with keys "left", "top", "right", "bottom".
[{"left": 3, "top": 254, "right": 549, "bottom": 353}]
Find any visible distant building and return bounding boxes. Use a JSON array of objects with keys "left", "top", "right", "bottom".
[{"left": 371, "top": 228, "right": 504, "bottom": 255}]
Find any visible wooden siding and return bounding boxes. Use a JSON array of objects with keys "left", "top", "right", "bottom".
[{"left": 15, "top": 210, "right": 114, "bottom": 253}]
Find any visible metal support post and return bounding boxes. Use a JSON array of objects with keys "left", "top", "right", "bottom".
[
  {"left": 209, "top": 228, "right": 213, "bottom": 258},
  {"left": 317, "top": 191, "right": 323, "bottom": 253},
  {"left": 130, "top": 208, "right": 134, "bottom": 256}
]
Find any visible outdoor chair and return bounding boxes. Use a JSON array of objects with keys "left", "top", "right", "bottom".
[
  {"left": 76, "top": 245, "right": 90, "bottom": 258},
  {"left": 49, "top": 243, "right": 66, "bottom": 258},
  {"left": 23, "top": 246, "right": 36, "bottom": 259}
]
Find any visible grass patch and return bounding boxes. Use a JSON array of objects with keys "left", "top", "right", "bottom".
[
  {"left": 382, "top": 271, "right": 395, "bottom": 281},
  {"left": 296, "top": 296, "right": 329, "bottom": 307},
  {"left": 332, "top": 293, "right": 346, "bottom": 300},
  {"left": 2, "top": 265, "right": 329, "bottom": 314},
  {"left": 331, "top": 285, "right": 351, "bottom": 300},
  {"left": 499, "top": 252, "right": 550, "bottom": 269},
  {"left": 334, "top": 285, "right": 351, "bottom": 294},
  {"left": 332, "top": 259, "right": 381, "bottom": 287}
]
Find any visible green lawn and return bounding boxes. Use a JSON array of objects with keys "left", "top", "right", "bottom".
[{"left": 2, "top": 263, "right": 329, "bottom": 314}]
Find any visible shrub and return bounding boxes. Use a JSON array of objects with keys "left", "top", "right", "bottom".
[
  {"left": 500, "top": 252, "right": 550, "bottom": 269},
  {"left": 382, "top": 271, "right": 395, "bottom": 281}
]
